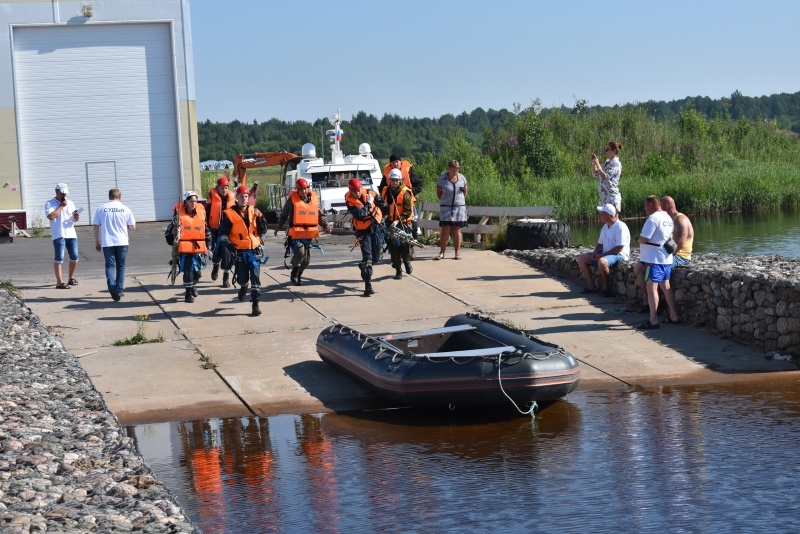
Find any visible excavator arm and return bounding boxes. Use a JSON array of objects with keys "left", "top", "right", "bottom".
[{"left": 233, "top": 151, "right": 300, "bottom": 187}]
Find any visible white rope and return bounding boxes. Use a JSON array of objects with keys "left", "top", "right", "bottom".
[{"left": 497, "top": 353, "right": 537, "bottom": 417}]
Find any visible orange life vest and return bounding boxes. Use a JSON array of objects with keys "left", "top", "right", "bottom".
[
  {"left": 177, "top": 204, "right": 208, "bottom": 254},
  {"left": 288, "top": 190, "right": 321, "bottom": 240},
  {"left": 222, "top": 205, "right": 262, "bottom": 250},
  {"left": 381, "top": 185, "right": 414, "bottom": 222},
  {"left": 345, "top": 189, "right": 382, "bottom": 231},
  {"left": 207, "top": 187, "right": 235, "bottom": 229},
  {"left": 383, "top": 160, "right": 414, "bottom": 192}
]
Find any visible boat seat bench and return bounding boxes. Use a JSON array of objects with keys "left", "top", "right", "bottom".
[{"left": 379, "top": 324, "right": 475, "bottom": 342}]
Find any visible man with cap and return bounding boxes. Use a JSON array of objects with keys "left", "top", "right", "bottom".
[
  {"left": 381, "top": 168, "right": 415, "bottom": 279},
  {"left": 45, "top": 183, "right": 81, "bottom": 289},
  {"left": 207, "top": 175, "right": 236, "bottom": 287},
  {"left": 275, "top": 178, "right": 331, "bottom": 286},
  {"left": 93, "top": 189, "right": 136, "bottom": 301},
  {"left": 174, "top": 191, "right": 212, "bottom": 303},
  {"left": 345, "top": 178, "right": 387, "bottom": 296},
  {"left": 217, "top": 185, "right": 268, "bottom": 316},
  {"left": 575, "top": 203, "right": 630, "bottom": 297}
]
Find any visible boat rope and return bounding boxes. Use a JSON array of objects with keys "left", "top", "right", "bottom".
[{"left": 496, "top": 353, "right": 538, "bottom": 417}]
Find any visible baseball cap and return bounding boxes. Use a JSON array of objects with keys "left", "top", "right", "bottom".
[
  {"left": 183, "top": 191, "right": 198, "bottom": 201},
  {"left": 235, "top": 185, "right": 249, "bottom": 195},
  {"left": 389, "top": 169, "right": 402, "bottom": 180},
  {"left": 55, "top": 183, "right": 69, "bottom": 194},
  {"left": 597, "top": 203, "right": 617, "bottom": 216},
  {"left": 216, "top": 177, "right": 229, "bottom": 186},
  {"left": 389, "top": 154, "right": 401, "bottom": 163}
]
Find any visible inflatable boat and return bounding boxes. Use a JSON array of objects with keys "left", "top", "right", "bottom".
[{"left": 316, "top": 313, "right": 580, "bottom": 411}]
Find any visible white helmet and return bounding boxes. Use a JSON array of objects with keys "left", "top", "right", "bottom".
[
  {"left": 183, "top": 191, "right": 198, "bottom": 201},
  {"left": 389, "top": 169, "right": 403, "bottom": 181}
]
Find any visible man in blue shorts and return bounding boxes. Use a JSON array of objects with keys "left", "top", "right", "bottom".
[
  {"left": 576, "top": 203, "right": 630, "bottom": 297},
  {"left": 636, "top": 195, "right": 680, "bottom": 329}
]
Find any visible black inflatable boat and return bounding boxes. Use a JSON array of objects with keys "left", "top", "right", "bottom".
[{"left": 316, "top": 313, "right": 580, "bottom": 411}]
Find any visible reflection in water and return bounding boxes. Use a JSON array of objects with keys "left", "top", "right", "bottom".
[
  {"left": 129, "top": 381, "right": 800, "bottom": 533},
  {"left": 571, "top": 209, "right": 800, "bottom": 258}
]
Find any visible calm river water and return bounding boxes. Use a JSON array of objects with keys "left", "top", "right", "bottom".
[
  {"left": 129, "top": 379, "right": 800, "bottom": 533},
  {"left": 128, "top": 210, "right": 800, "bottom": 532}
]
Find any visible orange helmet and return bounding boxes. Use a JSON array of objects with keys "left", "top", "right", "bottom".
[
  {"left": 348, "top": 178, "right": 361, "bottom": 193},
  {"left": 296, "top": 178, "right": 309, "bottom": 190}
]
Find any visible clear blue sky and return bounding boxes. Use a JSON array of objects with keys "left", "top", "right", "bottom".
[{"left": 189, "top": 0, "right": 800, "bottom": 124}]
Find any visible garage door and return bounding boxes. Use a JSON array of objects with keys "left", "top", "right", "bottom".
[{"left": 13, "top": 23, "right": 182, "bottom": 224}]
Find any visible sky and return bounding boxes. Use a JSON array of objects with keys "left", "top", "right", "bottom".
[{"left": 189, "top": 0, "right": 800, "bottom": 124}]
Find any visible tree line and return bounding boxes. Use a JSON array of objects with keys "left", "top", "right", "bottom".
[{"left": 198, "top": 90, "right": 800, "bottom": 162}]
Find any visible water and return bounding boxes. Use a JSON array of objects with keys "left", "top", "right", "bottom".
[
  {"left": 570, "top": 209, "right": 800, "bottom": 258},
  {"left": 129, "top": 379, "right": 800, "bottom": 533}
]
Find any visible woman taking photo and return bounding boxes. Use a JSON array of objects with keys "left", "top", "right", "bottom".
[
  {"left": 435, "top": 159, "right": 468, "bottom": 260},
  {"left": 591, "top": 141, "right": 623, "bottom": 213}
]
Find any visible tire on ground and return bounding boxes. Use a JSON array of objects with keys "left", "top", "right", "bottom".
[{"left": 506, "top": 220, "right": 572, "bottom": 250}]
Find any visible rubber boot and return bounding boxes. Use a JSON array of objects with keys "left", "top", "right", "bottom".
[
  {"left": 364, "top": 281, "right": 374, "bottom": 296},
  {"left": 290, "top": 266, "right": 299, "bottom": 285},
  {"left": 238, "top": 283, "right": 248, "bottom": 302},
  {"left": 296, "top": 267, "right": 305, "bottom": 286},
  {"left": 251, "top": 293, "right": 261, "bottom": 316},
  {"left": 211, "top": 264, "right": 219, "bottom": 281},
  {"left": 191, "top": 284, "right": 198, "bottom": 297},
  {"left": 222, "top": 272, "right": 230, "bottom": 288},
  {"left": 184, "top": 288, "right": 194, "bottom": 303},
  {"left": 404, "top": 259, "right": 413, "bottom": 275},
  {"left": 394, "top": 269, "right": 402, "bottom": 280}
]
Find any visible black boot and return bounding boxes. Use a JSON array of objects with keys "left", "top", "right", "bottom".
[
  {"left": 211, "top": 264, "right": 219, "bottom": 281},
  {"left": 222, "top": 272, "right": 230, "bottom": 288},
  {"left": 191, "top": 285, "right": 198, "bottom": 297},
  {"left": 404, "top": 259, "right": 413, "bottom": 275},
  {"left": 238, "top": 283, "right": 248, "bottom": 302},
  {"left": 364, "top": 281, "right": 374, "bottom": 296},
  {"left": 251, "top": 293, "right": 261, "bottom": 316},
  {"left": 297, "top": 267, "right": 305, "bottom": 286},
  {"left": 394, "top": 269, "right": 402, "bottom": 280},
  {"left": 290, "top": 266, "right": 299, "bottom": 285},
  {"left": 184, "top": 288, "right": 194, "bottom": 303}
]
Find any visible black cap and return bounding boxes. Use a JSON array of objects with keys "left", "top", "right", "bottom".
[{"left": 389, "top": 154, "right": 401, "bottom": 163}]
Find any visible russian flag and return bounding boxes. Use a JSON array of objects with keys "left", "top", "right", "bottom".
[{"left": 335, "top": 128, "right": 343, "bottom": 142}]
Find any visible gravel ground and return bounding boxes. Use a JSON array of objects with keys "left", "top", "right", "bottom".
[{"left": 0, "top": 288, "right": 196, "bottom": 533}]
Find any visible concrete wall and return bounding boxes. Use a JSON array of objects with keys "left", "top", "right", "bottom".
[{"left": 505, "top": 247, "right": 800, "bottom": 357}]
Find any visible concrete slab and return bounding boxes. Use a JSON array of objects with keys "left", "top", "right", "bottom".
[{"left": 79, "top": 339, "right": 249, "bottom": 425}]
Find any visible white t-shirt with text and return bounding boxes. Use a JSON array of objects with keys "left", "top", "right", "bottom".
[
  {"left": 94, "top": 200, "right": 135, "bottom": 247},
  {"left": 639, "top": 210, "right": 674, "bottom": 264}
]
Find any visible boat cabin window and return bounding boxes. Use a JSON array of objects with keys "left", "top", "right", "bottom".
[{"left": 308, "top": 170, "right": 373, "bottom": 188}]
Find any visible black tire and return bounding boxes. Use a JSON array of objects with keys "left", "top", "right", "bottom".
[{"left": 506, "top": 220, "right": 572, "bottom": 250}]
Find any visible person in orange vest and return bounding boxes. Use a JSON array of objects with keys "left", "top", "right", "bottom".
[
  {"left": 175, "top": 191, "right": 212, "bottom": 303},
  {"left": 274, "top": 178, "right": 331, "bottom": 286},
  {"left": 345, "top": 178, "right": 386, "bottom": 296},
  {"left": 381, "top": 169, "right": 415, "bottom": 279},
  {"left": 217, "top": 186, "right": 268, "bottom": 316},
  {"left": 207, "top": 176, "right": 236, "bottom": 287},
  {"left": 381, "top": 154, "right": 423, "bottom": 238}
]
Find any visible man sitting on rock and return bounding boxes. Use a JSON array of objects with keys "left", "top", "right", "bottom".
[{"left": 576, "top": 203, "right": 630, "bottom": 297}]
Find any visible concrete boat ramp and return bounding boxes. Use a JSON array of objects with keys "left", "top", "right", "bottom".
[{"left": 9, "top": 229, "right": 798, "bottom": 425}]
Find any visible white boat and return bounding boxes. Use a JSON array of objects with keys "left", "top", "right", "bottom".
[{"left": 282, "top": 110, "right": 383, "bottom": 213}]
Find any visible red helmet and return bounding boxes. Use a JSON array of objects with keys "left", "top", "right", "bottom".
[
  {"left": 235, "top": 185, "right": 249, "bottom": 195},
  {"left": 296, "top": 178, "right": 309, "bottom": 190},
  {"left": 216, "top": 177, "right": 229, "bottom": 186},
  {"left": 348, "top": 178, "right": 361, "bottom": 193}
]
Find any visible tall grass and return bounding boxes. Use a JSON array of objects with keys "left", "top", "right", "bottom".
[{"left": 415, "top": 105, "right": 800, "bottom": 221}]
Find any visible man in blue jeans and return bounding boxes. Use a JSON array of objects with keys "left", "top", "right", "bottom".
[
  {"left": 576, "top": 203, "right": 631, "bottom": 297},
  {"left": 92, "top": 188, "right": 136, "bottom": 301},
  {"left": 45, "top": 183, "right": 81, "bottom": 289}
]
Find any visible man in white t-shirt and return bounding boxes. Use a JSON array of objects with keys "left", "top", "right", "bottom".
[
  {"left": 92, "top": 188, "right": 136, "bottom": 301},
  {"left": 44, "top": 183, "right": 80, "bottom": 289},
  {"left": 636, "top": 195, "right": 679, "bottom": 329},
  {"left": 576, "top": 203, "right": 630, "bottom": 297}
]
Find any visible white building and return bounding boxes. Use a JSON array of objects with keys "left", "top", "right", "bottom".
[{"left": 0, "top": 0, "right": 199, "bottom": 226}]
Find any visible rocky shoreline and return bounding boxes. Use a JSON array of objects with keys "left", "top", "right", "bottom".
[{"left": 0, "top": 289, "right": 196, "bottom": 533}]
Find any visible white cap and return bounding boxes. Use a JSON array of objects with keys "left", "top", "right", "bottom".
[
  {"left": 55, "top": 183, "right": 69, "bottom": 194},
  {"left": 597, "top": 203, "right": 616, "bottom": 216},
  {"left": 388, "top": 168, "right": 403, "bottom": 180},
  {"left": 183, "top": 191, "right": 198, "bottom": 201}
]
